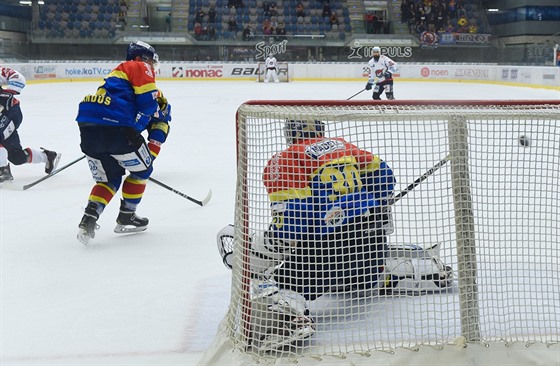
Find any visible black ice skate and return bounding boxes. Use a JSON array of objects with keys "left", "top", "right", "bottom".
[
  {"left": 77, "top": 202, "right": 100, "bottom": 245},
  {"left": 41, "top": 147, "right": 61, "bottom": 174},
  {"left": 114, "top": 200, "right": 149, "bottom": 234},
  {"left": 0, "top": 164, "right": 13, "bottom": 182}
]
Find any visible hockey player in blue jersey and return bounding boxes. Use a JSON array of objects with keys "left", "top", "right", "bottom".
[{"left": 76, "top": 41, "right": 171, "bottom": 244}]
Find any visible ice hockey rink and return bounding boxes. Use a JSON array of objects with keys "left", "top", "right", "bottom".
[{"left": 0, "top": 79, "right": 558, "bottom": 366}]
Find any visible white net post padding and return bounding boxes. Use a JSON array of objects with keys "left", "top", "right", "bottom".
[{"left": 199, "top": 100, "right": 560, "bottom": 366}]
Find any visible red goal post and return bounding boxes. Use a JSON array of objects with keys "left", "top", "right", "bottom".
[
  {"left": 201, "top": 100, "right": 560, "bottom": 366},
  {"left": 257, "top": 61, "right": 289, "bottom": 82}
]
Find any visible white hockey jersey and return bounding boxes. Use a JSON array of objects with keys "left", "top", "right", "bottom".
[
  {"left": 367, "top": 55, "right": 397, "bottom": 84},
  {"left": 265, "top": 56, "right": 278, "bottom": 70},
  {"left": 0, "top": 66, "right": 26, "bottom": 94}
]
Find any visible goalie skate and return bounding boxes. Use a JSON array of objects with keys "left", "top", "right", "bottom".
[
  {"left": 251, "top": 280, "right": 315, "bottom": 352},
  {"left": 254, "top": 315, "right": 315, "bottom": 353}
]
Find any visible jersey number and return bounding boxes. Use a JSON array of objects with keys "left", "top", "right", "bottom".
[{"left": 319, "top": 165, "right": 362, "bottom": 201}]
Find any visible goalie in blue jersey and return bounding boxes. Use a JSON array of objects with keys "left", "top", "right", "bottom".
[{"left": 216, "top": 119, "right": 453, "bottom": 352}]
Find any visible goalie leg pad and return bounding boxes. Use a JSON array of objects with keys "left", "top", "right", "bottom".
[{"left": 251, "top": 281, "right": 315, "bottom": 352}]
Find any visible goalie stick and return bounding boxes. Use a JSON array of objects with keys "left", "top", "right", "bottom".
[
  {"left": 2, "top": 155, "right": 86, "bottom": 191},
  {"left": 386, "top": 154, "right": 450, "bottom": 206},
  {"left": 148, "top": 177, "right": 212, "bottom": 207}
]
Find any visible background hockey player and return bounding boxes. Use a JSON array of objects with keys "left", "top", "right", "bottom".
[
  {"left": 76, "top": 41, "right": 171, "bottom": 244},
  {"left": 264, "top": 53, "right": 279, "bottom": 83},
  {"left": 216, "top": 119, "right": 453, "bottom": 352},
  {"left": 0, "top": 66, "right": 60, "bottom": 182},
  {"left": 365, "top": 46, "right": 398, "bottom": 100}
]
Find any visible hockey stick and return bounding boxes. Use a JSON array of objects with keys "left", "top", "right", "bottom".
[
  {"left": 5, "top": 155, "right": 86, "bottom": 191},
  {"left": 148, "top": 177, "right": 212, "bottom": 207},
  {"left": 387, "top": 155, "right": 450, "bottom": 206},
  {"left": 346, "top": 88, "right": 366, "bottom": 100}
]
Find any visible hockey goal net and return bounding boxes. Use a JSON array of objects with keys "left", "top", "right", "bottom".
[
  {"left": 200, "top": 100, "right": 560, "bottom": 365},
  {"left": 257, "top": 61, "right": 289, "bottom": 82}
]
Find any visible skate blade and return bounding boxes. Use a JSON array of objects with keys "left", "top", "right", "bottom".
[
  {"left": 77, "top": 230, "right": 93, "bottom": 245},
  {"left": 114, "top": 224, "right": 147, "bottom": 234},
  {"left": 77, "top": 224, "right": 99, "bottom": 245}
]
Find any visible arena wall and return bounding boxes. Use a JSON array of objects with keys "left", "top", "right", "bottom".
[{"left": 6, "top": 62, "right": 559, "bottom": 90}]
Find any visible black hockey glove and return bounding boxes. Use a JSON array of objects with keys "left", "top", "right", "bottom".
[
  {"left": 0, "top": 90, "right": 15, "bottom": 112},
  {"left": 365, "top": 82, "right": 373, "bottom": 91},
  {"left": 383, "top": 72, "right": 392, "bottom": 79}
]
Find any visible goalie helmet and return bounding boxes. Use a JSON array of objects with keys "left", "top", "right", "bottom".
[
  {"left": 284, "top": 119, "right": 325, "bottom": 145},
  {"left": 126, "top": 41, "right": 160, "bottom": 70}
]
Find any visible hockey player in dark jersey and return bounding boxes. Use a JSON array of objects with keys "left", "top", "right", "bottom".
[
  {"left": 76, "top": 41, "right": 171, "bottom": 244},
  {"left": 0, "top": 66, "right": 60, "bottom": 182}
]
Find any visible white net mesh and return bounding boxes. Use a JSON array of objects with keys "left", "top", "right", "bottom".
[{"left": 201, "top": 101, "right": 560, "bottom": 365}]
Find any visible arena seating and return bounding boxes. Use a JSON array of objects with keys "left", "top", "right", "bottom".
[
  {"left": 184, "top": 0, "right": 351, "bottom": 41},
  {"left": 36, "top": 0, "right": 124, "bottom": 39},
  {"left": 399, "top": 0, "right": 489, "bottom": 37}
]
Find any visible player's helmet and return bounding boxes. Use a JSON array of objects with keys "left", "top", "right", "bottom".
[
  {"left": 126, "top": 41, "right": 160, "bottom": 70},
  {"left": 284, "top": 119, "right": 325, "bottom": 145},
  {"left": 372, "top": 46, "right": 381, "bottom": 61}
]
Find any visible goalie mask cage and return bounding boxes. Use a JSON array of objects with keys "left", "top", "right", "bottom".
[
  {"left": 199, "top": 100, "right": 560, "bottom": 366},
  {"left": 257, "top": 62, "right": 290, "bottom": 82}
]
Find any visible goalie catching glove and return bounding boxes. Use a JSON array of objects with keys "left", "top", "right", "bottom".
[{"left": 216, "top": 224, "right": 292, "bottom": 275}]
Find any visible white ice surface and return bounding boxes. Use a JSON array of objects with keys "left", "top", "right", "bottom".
[{"left": 1, "top": 80, "right": 558, "bottom": 365}]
